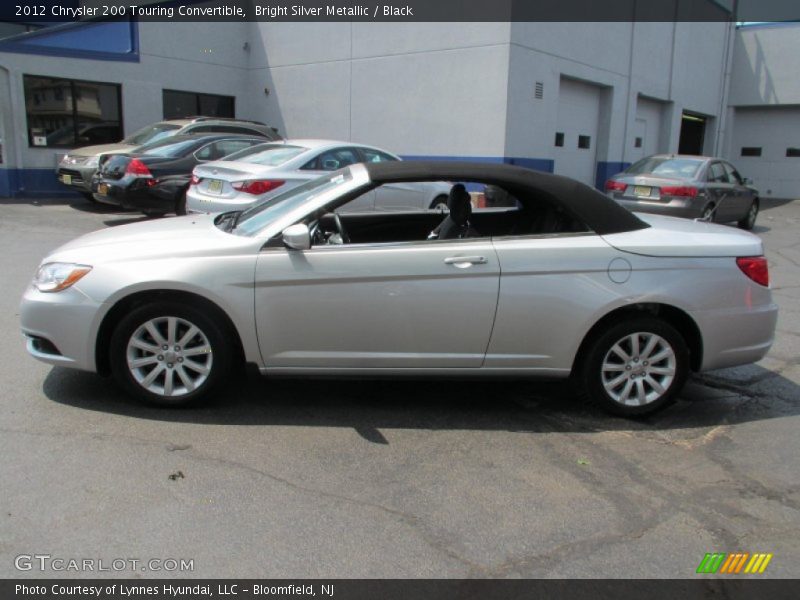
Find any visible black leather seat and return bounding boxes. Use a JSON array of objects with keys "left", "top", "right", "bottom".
[{"left": 432, "top": 184, "right": 480, "bottom": 240}]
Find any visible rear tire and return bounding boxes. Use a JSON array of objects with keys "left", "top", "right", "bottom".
[
  {"left": 737, "top": 198, "right": 759, "bottom": 230},
  {"left": 142, "top": 210, "right": 167, "bottom": 218},
  {"left": 109, "top": 302, "right": 232, "bottom": 407},
  {"left": 701, "top": 203, "right": 715, "bottom": 222},
  {"left": 430, "top": 195, "right": 449, "bottom": 211},
  {"left": 581, "top": 317, "right": 689, "bottom": 417},
  {"left": 175, "top": 189, "right": 188, "bottom": 216}
]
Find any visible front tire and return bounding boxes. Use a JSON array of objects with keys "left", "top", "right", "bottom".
[
  {"left": 738, "top": 198, "right": 759, "bottom": 230},
  {"left": 81, "top": 191, "right": 98, "bottom": 204},
  {"left": 582, "top": 317, "right": 689, "bottom": 417},
  {"left": 109, "top": 302, "right": 232, "bottom": 406}
]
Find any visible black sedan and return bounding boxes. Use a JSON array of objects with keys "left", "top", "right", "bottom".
[{"left": 91, "top": 134, "right": 265, "bottom": 216}]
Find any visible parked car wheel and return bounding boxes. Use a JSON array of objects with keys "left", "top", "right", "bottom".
[
  {"left": 81, "top": 191, "right": 98, "bottom": 204},
  {"left": 582, "top": 317, "right": 689, "bottom": 417},
  {"left": 175, "top": 191, "right": 188, "bottom": 216},
  {"left": 109, "top": 302, "right": 232, "bottom": 406},
  {"left": 738, "top": 198, "right": 759, "bottom": 231},
  {"left": 142, "top": 210, "right": 167, "bottom": 218},
  {"left": 429, "top": 195, "right": 449, "bottom": 211},
  {"left": 701, "top": 203, "right": 716, "bottom": 222}
]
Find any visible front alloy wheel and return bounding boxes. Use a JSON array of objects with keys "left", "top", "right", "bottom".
[
  {"left": 583, "top": 317, "right": 688, "bottom": 416},
  {"left": 110, "top": 302, "right": 231, "bottom": 406}
]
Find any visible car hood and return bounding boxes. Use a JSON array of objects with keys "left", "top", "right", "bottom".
[
  {"left": 601, "top": 214, "right": 763, "bottom": 257},
  {"left": 67, "top": 143, "right": 136, "bottom": 158},
  {"left": 45, "top": 214, "right": 257, "bottom": 265}
]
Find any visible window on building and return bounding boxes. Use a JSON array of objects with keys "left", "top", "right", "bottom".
[
  {"left": 634, "top": 137, "right": 642, "bottom": 148},
  {"left": 740, "top": 147, "right": 762, "bottom": 157},
  {"left": 163, "top": 89, "right": 235, "bottom": 119},
  {"left": 554, "top": 132, "right": 564, "bottom": 147},
  {"left": 578, "top": 135, "right": 591, "bottom": 149},
  {"left": 786, "top": 148, "right": 800, "bottom": 158},
  {"left": 23, "top": 75, "right": 122, "bottom": 148}
]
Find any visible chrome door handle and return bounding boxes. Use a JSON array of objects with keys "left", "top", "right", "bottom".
[{"left": 444, "top": 255, "right": 488, "bottom": 266}]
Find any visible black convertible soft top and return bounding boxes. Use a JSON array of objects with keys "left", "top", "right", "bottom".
[{"left": 363, "top": 161, "right": 648, "bottom": 235}]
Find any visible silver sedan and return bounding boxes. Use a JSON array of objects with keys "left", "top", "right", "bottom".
[
  {"left": 186, "top": 139, "right": 452, "bottom": 214},
  {"left": 605, "top": 154, "right": 760, "bottom": 230},
  {"left": 20, "top": 162, "right": 777, "bottom": 417}
]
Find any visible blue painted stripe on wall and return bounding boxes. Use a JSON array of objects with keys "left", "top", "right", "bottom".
[
  {"left": 0, "top": 168, "right": 81, "bottom": 198},
  {"left": 595, "top": 161, "right": 630, "bottom": 191}
]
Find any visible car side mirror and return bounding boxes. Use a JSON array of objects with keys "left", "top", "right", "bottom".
[{"left": 282, "top": 223, "right": 311, "bottom": 250}]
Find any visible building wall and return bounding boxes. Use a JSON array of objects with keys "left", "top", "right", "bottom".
[
  {"left": 506, "top": 21, "right": 732, "bottom": 189},
  {"left": 3, "top": 20, "right": 798, "bottom": 199},
  {"left": 725, "top": 23, "right": 800, "bottom": 199},
  {"left": 245, "top": 23, "right": 512, "bottom": 157},
  {"left": 0, "top": 21, "right": 252, "bottom": 195}
]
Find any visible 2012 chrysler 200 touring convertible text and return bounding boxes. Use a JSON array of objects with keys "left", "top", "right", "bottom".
[{"left": 20, "top": 162, "right": 778, "bottom": 416}]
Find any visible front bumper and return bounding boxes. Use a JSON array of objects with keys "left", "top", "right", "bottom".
[{"left": 20, "top": 284, "right": 104, "bottom": 372}]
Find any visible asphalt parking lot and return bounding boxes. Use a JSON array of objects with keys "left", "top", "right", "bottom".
[{"left": 1, "top": 196, "right": 798, "bottom": 579}]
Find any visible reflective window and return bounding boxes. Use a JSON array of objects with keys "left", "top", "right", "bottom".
[
  {"left": 626, "top": 157, "right": 704, "bottom": 178},
  {"left": 302, "top": 148, "right": 361, "bottom": 171},
  {"left": 222, "top": 144, "right": 307, "bottom": 165},
  {"left": 23, "top": 75, "right": 122, "bottom": 148},
  {"left": 163, "top": 89, "right": 234, "bottom": 119},
  {"left": 360, "top": 148, "right": 398, "bottom": 163}
]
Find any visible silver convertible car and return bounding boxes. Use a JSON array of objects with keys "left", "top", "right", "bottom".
[{"left": 20, "top": 162, "right": 777, "bottom": 416}]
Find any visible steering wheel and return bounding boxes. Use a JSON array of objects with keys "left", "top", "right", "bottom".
[{"left": 333, "top": 212, "right": 350, "bottom": 244}]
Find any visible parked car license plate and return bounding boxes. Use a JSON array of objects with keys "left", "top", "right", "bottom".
[
  {"left": 207, "top": 180, "right": 223, "bottom": 194},
  {"left": 634, "top": 185, "right": 651, "bottom": 197},
  {"left": 61, "top": 174, "right": 72, "bottom": 185},
  {"left": 97, "top": 183, "right": 109, "bottom": 196}
]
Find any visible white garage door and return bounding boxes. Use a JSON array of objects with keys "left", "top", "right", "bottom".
[
  {"left": 631, "top": 96, "right": 665, "bottom": 163},
  {"left": 554, "top": 78, "right": 601, "bottom": 187},
  {"left": 730, "top": 107, "right": 800, "bottom": 199}
]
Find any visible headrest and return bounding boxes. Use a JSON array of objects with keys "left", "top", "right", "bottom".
[{"left": 447, "top": 184, "right": 471, "bottom": 225}]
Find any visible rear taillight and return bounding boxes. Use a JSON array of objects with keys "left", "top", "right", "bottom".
[
  {"left": 605, "top": 180, "right": 626, "bottom": 192},
  {"left": 660, "top": 185, "right": 698, "bottom": 198},
  {"left": 125, "top": 158, "right": 152, "bottom": 177},
  {"left": 232, "top": 179, "right": 285, "bottom": 195},
  {"left": 736, "top": 256, "right": 769, "bottom": 287},
  {"left": 190, "top": 174, "right": 200, "bottom": 186}
]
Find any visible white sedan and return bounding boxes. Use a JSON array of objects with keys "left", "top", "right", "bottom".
[{"left": 185, "top": 139, "right": 452, "bottom": 214}]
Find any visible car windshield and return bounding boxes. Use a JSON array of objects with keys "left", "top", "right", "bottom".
[
  {"left": 234, "top": 169, "right": 354, "bottom": 237},
  {"left": 122, "top": 123, "right": 181, "bottom": 146},
  {"left": 137, "top": 138, "right": 200, "bottom": 157},
  {"left": 222, "top": 143, "right": 307, "bottom": 165},
  {"left": 625, "top": 157, "right": 704, "bottom": 178}
]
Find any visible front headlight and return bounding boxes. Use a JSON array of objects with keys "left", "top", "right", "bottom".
[
  {"left": 59, "top": 154, "right": 71, "bottom": 165},
  {"left": 84, "top": 156, "right": 100, "bottom": 168},
  {"left": 33, "top": 262, "right": 92, "bottom": 293}
]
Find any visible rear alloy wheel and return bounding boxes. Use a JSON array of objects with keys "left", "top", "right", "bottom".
[
  {"left": 701, "top": 204, "right": 715, "bottom": 222},
  {"left": 430, "top": 195, "right": 449, "bottom": 211},
  {"left": 110, "top": 302, "right": 232, "bottom": 406},
  {"left": 738, "top": 199, "right": 759, "bottom": 230},
  {"left": 583, "top": 317, "right": 689, "bottom": 417}
]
